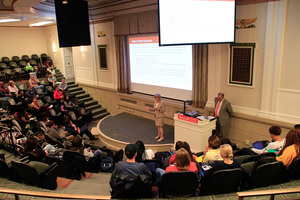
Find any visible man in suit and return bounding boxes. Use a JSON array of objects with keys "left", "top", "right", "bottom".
[{"left": 214, "top": 92, "right": 233, "bottom": 140}]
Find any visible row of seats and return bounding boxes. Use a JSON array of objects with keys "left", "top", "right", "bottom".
[{"left": 1, "top": 54, "right": 48, "bottom": 65}]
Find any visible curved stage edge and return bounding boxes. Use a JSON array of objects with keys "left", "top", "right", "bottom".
[{"left": 97, "top": 115, "right": 174, "bottom": 152}]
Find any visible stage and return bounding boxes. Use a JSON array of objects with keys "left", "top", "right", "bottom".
[{"left": 97, "top": 112, "right": 174, "bottom": 151}]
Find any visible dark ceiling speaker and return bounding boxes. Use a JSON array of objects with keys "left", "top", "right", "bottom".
[{"left": 54, "top": 0, "right": 91, "bottom": 47}]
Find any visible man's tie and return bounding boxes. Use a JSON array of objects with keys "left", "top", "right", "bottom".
[{"left": 215, "top": 101, "right": 220, "bottom": 117}]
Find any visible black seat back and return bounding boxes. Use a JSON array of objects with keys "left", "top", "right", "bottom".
[
  {"left": 205, "top": 168, "right": 243, "bottom": 195},
  {"left": 29, "top": 59, "right": 37, "bottom": 66},
  {"left": 0, "top": 158, "right": 13, "bottom": 178},
  {"left": 12, "top": 56, "right": 20, "bottom": 64},
  {"left": 252, "top": 161, "right": 283, "bottom": 188},
  {"left": 22, "top": 55, "right": 30, "bottom": 62},
  {"left": 11, "top": 160, "right": 39, "bottom": 185},
  {"left": 288, "top": 157, "right": 300, "bottom": 180},
  {"left": 19, "top": 60, "right": 26, "bottom": 68},
  {"left": 45, "top": 156, "right": 68, "bottom": 177},
  {"left": 161, "top": 171, "right": 198, "bottom": 197},
  {"left": 62, "top": 150, "right": 86, "bottom": 180}
]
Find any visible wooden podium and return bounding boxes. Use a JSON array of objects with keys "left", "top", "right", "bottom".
[{"left": 174, "top": 113, "right": 216, "bottom": 152}]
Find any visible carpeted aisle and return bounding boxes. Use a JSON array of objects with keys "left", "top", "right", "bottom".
[{"left": 99, "top": 112, "right": 174, "bottom": 144}]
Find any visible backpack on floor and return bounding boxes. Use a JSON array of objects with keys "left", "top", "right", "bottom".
[
  {"left": 155, "top": 151, "right": 172, "bottom": 169},
  {"left": 100, "top": 156, "right": 115, "bottom": 173}
]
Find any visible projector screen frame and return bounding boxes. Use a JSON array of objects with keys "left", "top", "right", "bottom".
[{"left": 158, "top": 0, "right": 237, "bottom": 46}]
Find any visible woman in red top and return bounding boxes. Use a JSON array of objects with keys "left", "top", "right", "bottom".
[
  {"left": 156, "top": 148, "right": 198, "bottom": 183},
  {"left": 53, "top": 86, "right": 64, "bottom": 100}
]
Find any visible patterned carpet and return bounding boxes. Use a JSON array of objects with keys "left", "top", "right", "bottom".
[{"left": 99, "top": 112, "right": 174, "bottom": 144}]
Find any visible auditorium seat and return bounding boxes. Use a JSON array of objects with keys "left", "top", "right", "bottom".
[
  {"left": 0, "top": 158, "right": 13, "bottom": 178},
  {"left": 41, "top": 53, "right": 48, "bottom": 64},
  {"left": 1, "top": 57, "right": 10, "bottom": 65},
  {"left": 11, "top": 157, "right": 58, "bottom": 190},
  {"left": 9, "top": 61, "right": 19, "bottom": 69},
  {"left": 201, "top": 168, "right": 243, "bottom": 195},
  {"left": 7, "top": 98, "right": 22, "bottom": 114},
  {"left": 43, "top": 96, "right": 57, "bottom": 106},
  {"left": 14, "top": 68, "right": 25, "bottom": 81},
  {"left": 288, "top": 157, "right": 300, "bottom": 180},
  {"left": 161, "top": 171, "right": 198, "bottom": 197},
  {"left": 248, "top": 161, "right": 283, "bottom": 189},
  {"left": 44, "top": 133, "right": 64, "bottom": 148},
  {"left": 31, "top": 54, "right": 40, "bottom": 63},
  {"left": 12, "top": 56, "right": 20, "bottom": 64},
  {"left": 45, "top": 156, "right": 69, "bottom": 178},
  {"left": 19, "top": 60, "right": 26, "bottom": 68},
  {"left": 3, "top": 69, "right": 14, "bottom": 83},
  {"left": 29, "top": 59, "right": 37, "bottom": 66},
  {"left": 0, "top": 63, "right": 10, "bottom": 71},
  {"left": 16, "top": 82, "right": 28, "bottom": 91},
  {"left": 21, "top": 55, "right": 30, "bottom": 62}
]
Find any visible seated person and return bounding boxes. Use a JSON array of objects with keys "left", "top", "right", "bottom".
[
  {"left": 7, "top": 80, "right": 18, "bottom": 96},
  {"left": 25, "top": 62, "right": 37, "bottom": 72},
  {"left": 26, "top": 84, "right": 41, "bottom": 103},
  {"left": 252, "top": 126, "right": 285, "bottom": 154},
  {"left": 111, "top": 143, "right": 151, "bottom": 178},
  {"left": 17, "top": 90, "right": 29, "bottom": 107},
  {"left": 69, "top": 135, "right": 102, "bottom": 161},
  {"left": 53, "top": 86, "right": 64, "bottom": 100},
  {"left": 64, "top": 118, "right": 96, "bottom": 140},
  {"left": 155, "top": 148, "right": 198, "bottom": 183},
  {"left": 44, "top": 58, "right": 55, "bottom": 74},
  {"left": 31, "top": 97, "right": 52, "bottom": 119},
  {"left": 0, "top": 82, "right": 12, "bottom": 111},
  {"left": 57, "top": 98, "right": 69, "bottom": 116},
  {"left": 169, "top": 141, "right": 197, "bottom": 165},
  {"left": 276, "top": 130, "right": 300, "bottom": 168},
  {"left": 203, "top": 144, "right": 242, "bottom": 177},
  {"left": 200, "top": 135, "right": 223, "bottom": 163},
  {"left": 47, "top": 73, "right": 57, "bottom": 88},
  {"left": 15, "top": 107, "right": 30, "bottom": 129},
  {"left": 135, "top": 140, "right": 154, "bottom": 162},
  {"left": 59, "top": 79, "right": 68, "bottom": 94},
  {"left": 46, "top": 120, "right": 73, "bottom": 141},
  {"left": 29, "top": 75, "right": 44, "bottom": 91}
]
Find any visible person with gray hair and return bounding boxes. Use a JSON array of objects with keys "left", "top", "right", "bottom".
[
  {"left": 214, "top": 92, "right": 233, "bottom": 140},
  {"left": 145, "top": 93, "right": 166, "bottom": 142}
]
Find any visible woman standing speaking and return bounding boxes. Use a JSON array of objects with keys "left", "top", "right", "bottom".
[{"left": 145, "top": 93, "right": 166, "bottom": 142}]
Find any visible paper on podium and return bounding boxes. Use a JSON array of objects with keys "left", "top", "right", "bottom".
[{"left": 196, "top": 116, "right": 215, "bottom": 121}]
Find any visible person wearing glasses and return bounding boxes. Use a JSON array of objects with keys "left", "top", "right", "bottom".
[{"left": 145, "top": 93, "right": 166, "bottom": 142}]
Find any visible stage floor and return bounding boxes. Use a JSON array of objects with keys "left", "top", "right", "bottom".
[{"left": 98, "top": 112, "right": 174, "bottom": 145}]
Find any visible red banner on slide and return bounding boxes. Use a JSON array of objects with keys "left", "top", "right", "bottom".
[
  {"left": 129, "top": 36, "right": 158, "bottom": 44},
  {"left": 178, "top": 114, "right": 198, "bottom": 124}
]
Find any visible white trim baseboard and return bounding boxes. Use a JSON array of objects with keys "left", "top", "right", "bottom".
[{"left": 97, "top": 81, "right": 117, "bottom": 89}]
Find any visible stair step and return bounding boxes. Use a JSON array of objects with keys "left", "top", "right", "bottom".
[
  {"left": 67, "top": 81, "right": 75, "bottom": 85},
  {"left": 68, "top": 84, "right": 78, "bottom": 89},
  {"left": 56, "top": 72, "right": 62, "bottom": 75},
  {"left": 91, "top": 107, "right": 107, "bottom": 116},
  {"left": 93, "top": 112, "right": 110, "bottom": 120},
  {"left": 79, "top": 96, "right": 93, "bottom": 102},
  {"left": 84, "top": 100, "right": 98, "bottom": 107},
  {"left": 57, "top": 77, "right": 65, "bottom": 82},
  {"left": 69, "top": 87, "right": 82, "bottom": 93},
  {"left": 70, "top": 90, "right": 85, "bottom": 95},
  {"left": 76, "top": 93, "right": 90, "bottom": 99},
  {"left": 85, "top": 104, "right": 102, "bottom": 111}
]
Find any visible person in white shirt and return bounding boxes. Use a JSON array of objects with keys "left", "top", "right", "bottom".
[
  {"left": 135, "top": 140, "right": 154, "bottom": 162},
  {"left": 7, "top": 80, "right": 18, "bottom": 95},
  {"left": 252, "top": 126, "right": 285, "bottom": 154}
]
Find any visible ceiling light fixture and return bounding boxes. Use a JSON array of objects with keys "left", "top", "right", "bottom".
[
  {"left": 29, "top": 21, "right": 54, "bottom": 27},
  {"left": 62, "top": 0, "right": 68, "bottom": 4},
  {"left": 0, "top": 18, "right": 21, "bottom": 23}
]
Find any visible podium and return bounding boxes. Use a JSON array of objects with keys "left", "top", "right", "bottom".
[{"left": 174, "top": 113, "right": 216, "bottom": 152}]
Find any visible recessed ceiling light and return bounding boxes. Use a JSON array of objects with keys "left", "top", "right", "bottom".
[
  {"left": 0, "top": 18, "right": 21, "bottom": 23},
  {"left": 62, "top": 0, "right": 68, "bottom": 4},
  {"left": 29, "top": 21, "right": 54, "bottom": 27}
]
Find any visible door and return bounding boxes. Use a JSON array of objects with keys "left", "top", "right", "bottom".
[{"left": 63, "top": 47, "right": 74, "bottom": 79}]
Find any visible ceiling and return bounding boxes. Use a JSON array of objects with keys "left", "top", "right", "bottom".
[{"left": 0, "top": 0, "right": 124, "bottom": 27}]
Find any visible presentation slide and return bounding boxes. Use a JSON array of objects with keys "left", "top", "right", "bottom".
[
  {"left": 129, "top": 35, "right": 192, "bottom": 100},
  {"left": 159, "top": 0, "right": 236, "bottom": 45}
]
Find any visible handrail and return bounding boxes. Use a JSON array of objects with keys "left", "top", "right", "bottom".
[
  {"left": 237, "top": 187, "right": 300, "bottom": 200},
  {"left": 0, "top": 187, "right": 111, "bottom": 200}
]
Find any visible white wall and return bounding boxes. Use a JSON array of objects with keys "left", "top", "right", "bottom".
[{"left": 0, "top": 27, "right": 48, "bottom": 59}]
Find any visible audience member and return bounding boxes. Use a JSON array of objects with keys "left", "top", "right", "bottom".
[
  {"left": 15, "top": 107, "right": 30, "bottom": 129},
  {"left": 0, "top": 82, "right": 12, "bottom": 110},
  {"left": 44, "top": 58, "right": 55, "bottom": 74},
  {"left": 7, "top": 80, "right": 18, "bottom": 96},
  {"left": 31, "top": 97, "right": 52, "bottom": 119},
  {"left": 48, "top": 74, "right": 57, "bottom": 88},
  {"left": 53, "top": 86, "right": 64, "bottom": 100},
  {"left": 59, "top": 78, "right": 68, "bottom": 93},
  {"left": 69, "top": 135, "right": 102, "bottom": 161},
  {"left": 64, "top": 118, "right": 96, "bottom": 140},
  {"left": 252, "top": 126, "right": 285, "bottom": 154},
  {"left": 135, "top": 140, "right": 154, "bottom": 162},
  {"left": 26, "top": 84, "right": 39, "bottom": 102},
  {"left": 29, "top": 75, "right": 44, "bottom": 91},
  {"left": 169, "top": 141, "right": 197, "bottom": 165},
  {"left": 46, "top": 120, "right": 73, "bottom": 141},
  {"left": 17, "top": 90, "right": 29, "bottom": 107},
  {"left": 276, "top": 130, "right": 300, "bottom": 167},
  {"left": 200, "top": 135, "right": 223, "bottom": 163},
  {"left": 111, "top": 143, "right": 151, "bottom": 178},
  {"left": 57, "top": 98, "right": 68, "bottom": 116},
  {"left": 156, "top": 148, "right": 198, "bottom": 183},
  {"left": 25, "top": 62, "right": 36, "bottom": 72}
]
